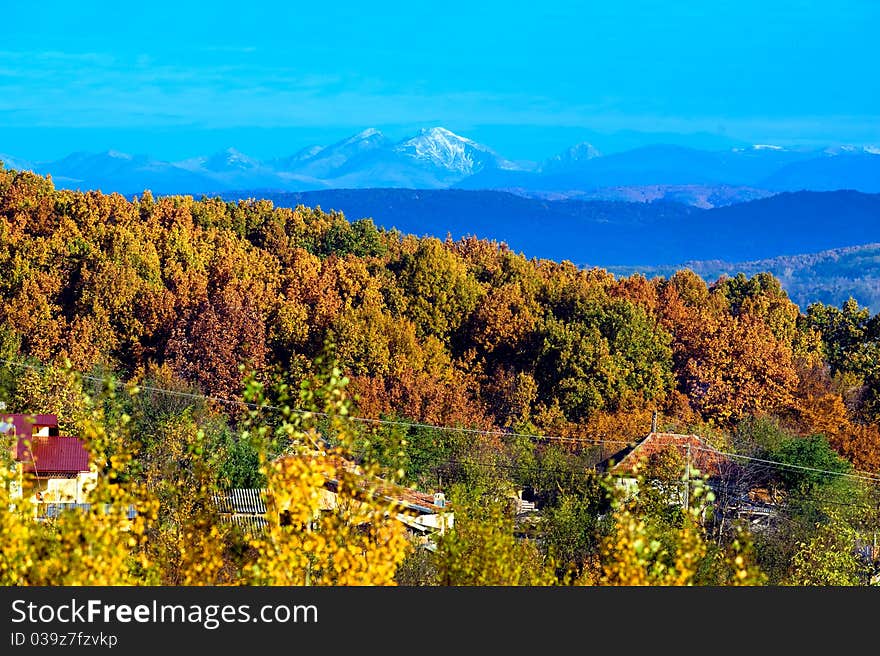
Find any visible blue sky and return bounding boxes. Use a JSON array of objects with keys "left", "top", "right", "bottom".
[{"left": 1, "top": 0, "right": 877, "bottom": 160}]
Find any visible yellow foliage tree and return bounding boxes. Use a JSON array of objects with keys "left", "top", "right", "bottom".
[
  {"left": 433, "top": 497, "right": 556, "bottom": 586},
  {"left": 242, "top": 364, "right": 410, "bottom": 586},
  {"left": 2, "top": 374, "right": 157, "bottom": 585},
  {"left": 584, "top": 473, "right": 765, "bottom": 586}
]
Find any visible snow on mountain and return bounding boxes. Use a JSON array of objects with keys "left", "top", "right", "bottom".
[
  {"left": 176, "top": 147, "right": 263, "bottom": 173},
  {"left": 202, "top": 147, "right": 262, "bottom": 172},
  {"left": 823, "top": 145, "right": 880, "bottom": 156},
  {"left": 540, "top": 142, "right": 602, "bottom": 173},
  {"left": 342, "top": 127, "right": 383, "bottom": 144},
  {"left": 287, "top": 128, "right": 390, "bottom": 179},
  {"left": 270, "top": 144, "right": 326, "bottom": 171},
  {"left": 393, "top": 126, "right": 517, "bottom": 176}
]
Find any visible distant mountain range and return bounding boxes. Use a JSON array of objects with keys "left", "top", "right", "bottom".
[
  {"left": 233, "top": 187, "right": 880, "bottom": 311},
  {"left": 3, "top": 127, "right": 879, "bottom": 204},
  {"left": 231, "top": 188, "right": 880, "bottom": 266}
]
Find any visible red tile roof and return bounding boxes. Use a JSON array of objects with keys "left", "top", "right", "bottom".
[
  {"left": 19, "top": 436, "right": 90, "bottom": 475},
  {"left": 377, "top": 482, "right": 448, "bottom": 514},
  {"left": 276, "top": 452, "right": 449, "bottom": 514},
  {"left": 609, "top": 432, "right": 729, "bottom": 477}
]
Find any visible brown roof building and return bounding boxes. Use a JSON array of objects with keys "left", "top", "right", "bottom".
[{"left": 605, "top": 432, "right": 730, "bottom": 478}]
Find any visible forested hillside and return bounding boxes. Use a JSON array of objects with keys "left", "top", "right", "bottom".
[
  {"left": 3, "top": 166, "right": 880, "bottom": 585},
  {"left": 611, "top": 243, "right": 880, "bottom": 312},
  {"left": 234, "top": 188, "right": 880, "bottom": 265}
]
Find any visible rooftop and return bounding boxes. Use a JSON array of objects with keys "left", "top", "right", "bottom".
[
  {"left": 607, "top": 432, "right": 730, "bottom": 478},
  {"left": 275, "top": 452, "right": 450, "bottom": 515},
  {"left": 19, "top": 435, "right": 90, "bottom": 475},
  {"left": 1, "top": 413, "right": 60, "bottom": 460}
]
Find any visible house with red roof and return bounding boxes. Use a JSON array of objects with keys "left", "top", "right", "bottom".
[
  {"left": 1, "top": 413, "right": 96, "bottom": 507},
  {"left": 606, "top": 432, "right": 730, "bottom": 479},
  {"left": 600, "top": 431, "right": 736, "bottom": 508}
]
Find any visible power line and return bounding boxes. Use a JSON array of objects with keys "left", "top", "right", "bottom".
[
  {"left": 0, "top": 357, "right": 630, "bottom": 448},
  {"left": 343, "top": 414, "right": 626, "bottom": 446},
  {"left": 7, "top": 355, "right": 879, "bottom": 518},
  {"left": 692, "top": 445, "right": 880, "bottom": 485},
  {"left": 5, "top": 356, "right": 880, "bottom": 488},
  {"left": 383, "top": 456, "right": 880, "bottom": 514}
]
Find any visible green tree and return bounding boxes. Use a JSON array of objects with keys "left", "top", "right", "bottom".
[
  {"left": 771, "top": 434, "right": 852, "bottom": 493},
  {"left": 434, "top": 495, "right": 555, "bottom": 585},
  {"left": 537, "top": 298, "right": 672, "bottom": 422},
  {"left": 787, "top": 513, "right": 869, "bottom": 585},
  {"left": 394, "top": 238, "right": 483, "bottom": 339}
]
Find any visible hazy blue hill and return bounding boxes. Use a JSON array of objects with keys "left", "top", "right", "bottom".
[
  {"left": 569, "top": 144, "right": 740, "bottom": 186},
  {"left": 608, "top": 243, "right": 880, "bottom": 312},
  {"left": 452, "top": 167, "right": 544, "bottom": 191},
  {"left": 667, "top": 190, "right": 880, "bottom": 261},
  {"left": 457, "top": 144, "right": 820, "bottom": 192},
  {"left": 455, "top": 145, "right": 732, "bottom": 190},
  {"left": 233, "top": 188, "right": 697, "bottom": 264},
  {"left": 223, "top": 188, "right": 880, "bottom": 266},
  {"left": 762, "top": 152, "right": 880, "bottom": 192},
  {"left": 45, "top": 150, "right": 220, "bottom": 195}
]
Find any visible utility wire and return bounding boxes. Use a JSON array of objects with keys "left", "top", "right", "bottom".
[
  {"left": 5, "top": 356, "right": 880, "bottom": 488},
  {"left": 691, "top": 445, "right": 880, "bottom": 484},
  {"left": 0, "top": 357, "right": 630, "bottom": 448}
]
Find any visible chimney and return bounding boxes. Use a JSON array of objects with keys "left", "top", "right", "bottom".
[{"left": 651, "top": 410, "right": 658, "bottom": 434}]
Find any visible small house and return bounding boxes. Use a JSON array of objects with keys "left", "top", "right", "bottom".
[
  {"left": 272, "top": 453, "right": 454, "bottom": 547},
  {"left": 2, "top": 413, "right": 97, "bottom": 506},
  {"left": 601, "top": 431, "right": 733, "bottom": 506}
]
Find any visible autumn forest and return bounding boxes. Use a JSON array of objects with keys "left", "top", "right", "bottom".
[{"left": 2, "top": 166, "right": 880, "bottom": 586}]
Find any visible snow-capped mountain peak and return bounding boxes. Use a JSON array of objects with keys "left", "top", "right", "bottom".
[
  {"left": 202, "top": 147, "right": 261, "bottom": 172},
  {"left": 340, "top": 128, "right": 386, "bottom": 146},
  {"left": 541, "top": 142, "right": 602, "bottom": 172},
  {"left": 328, "top": 128, "right": 389, "bottom": 156},
  {"left": 176, "top": 148, "right": 262, "bottom": 173},
  {"left": 420, "top": 126, "right": 474, "bottom": 143},
  {"left": 401, "top": 126, "right": 480, "bottom": 151},
  {"left": 394, "top": 126, "right": 510, "bottom": 175}
]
